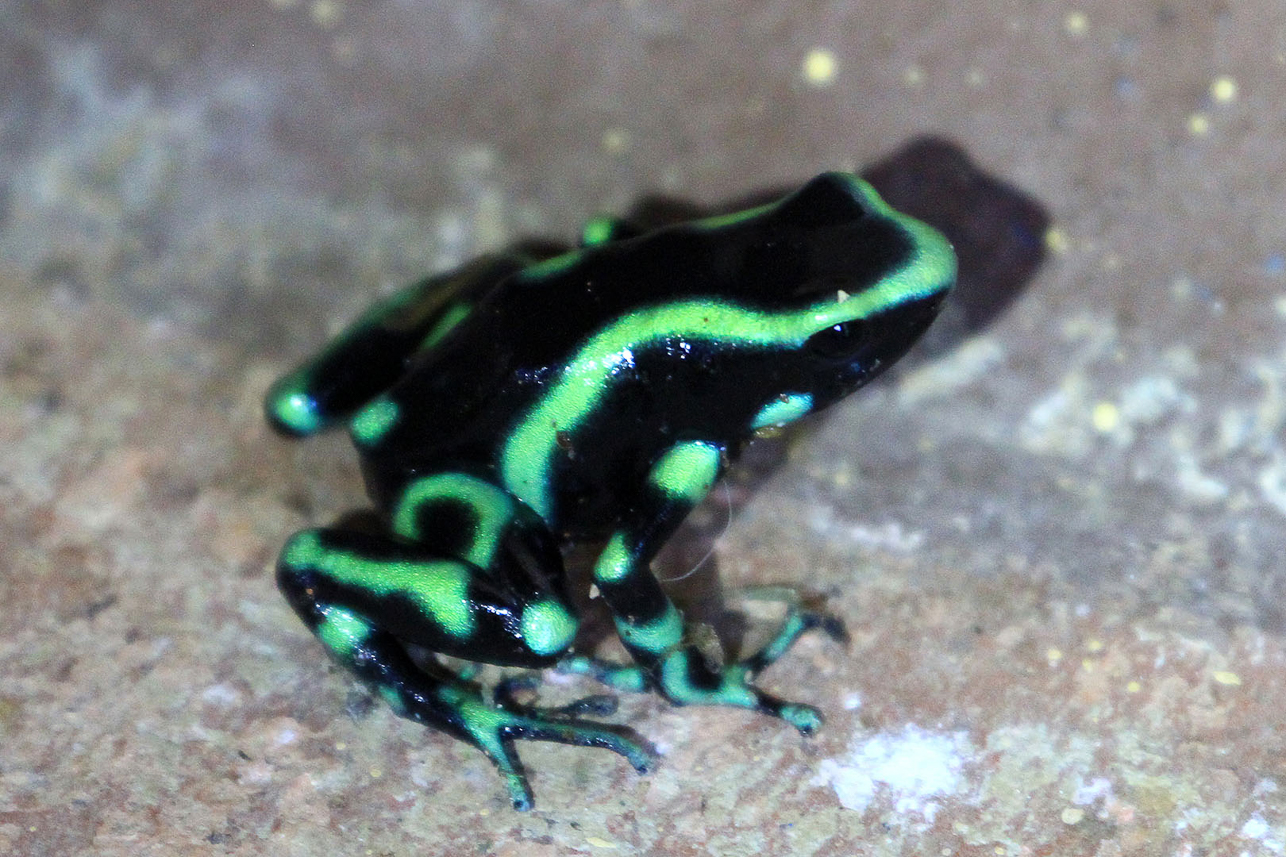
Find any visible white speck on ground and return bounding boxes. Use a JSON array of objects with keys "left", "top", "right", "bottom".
[
  {"left": 1073, "top": 776, "right": 1113, "bottom": 805},
  {"left": 1240, "top": 814, "right": 1286, "bottom": 854},
  {"left": 812, "top": 724, "right": 971, "bottom": 819}
]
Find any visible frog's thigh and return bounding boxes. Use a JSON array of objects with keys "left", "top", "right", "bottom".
[
  {"left": 277, "top": 527, "right": 577, "bottom": 666},
  {"left": 591, "top": 441, "right": 722, "bottom": 658}
]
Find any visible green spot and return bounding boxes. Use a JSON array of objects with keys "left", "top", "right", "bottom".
[
  {"left": 317, "top": 605, "right": 373, "bottom": 659},
  {"left": 282, "top": 529, "right": 324, "bottom": 567},
  {"left": 520, "top": 599, "right": 578, "bottom": 656},
  {"left": 378, "top": 685, "right": 407, "bottom": 715},
  {"left": 660, "top": 651, "right": 757, "bottom": 708},
  {"left": 418, "top": 301, "right": 472, "bottom": 351},
  {"left": 269, "top": 386, "right": 322, "bottom": 435},
  {"left": 580, "top": 216, "right": 618, "bottom": 247},
  {"left": 781, "top": 703, "right": 823, "bottom": 734},
  {"left": 751, "top": 393, "right": 813, "bottom": 430},
  {"left": 517, "top": 248, "right": 583, "bottom": 282},
  {"left": 592, "top": 531, "right": 633, "bottom": 584},
  {"left": 393, "top": 473, "right": 516, "bottom": 568},
  {"left": 350, "top": 398, "right": 399, "bottom": 446},
  {"left": 618, "top": 602, "right": 683, "bottom": 654},
  {"left": 443, "top": 687, "right": 516, "bottom": 766},
  {"left": 648, "top": 441, "right": 721, "bottom": 499}
]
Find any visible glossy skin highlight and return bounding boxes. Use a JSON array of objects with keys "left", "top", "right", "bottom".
[{"left": 265, "top": 172, "right": 955, "bottom": 809}]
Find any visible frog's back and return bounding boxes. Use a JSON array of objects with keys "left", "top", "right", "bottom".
[{"left": 359, "top": 172, "right": 953, "bottom": 528}]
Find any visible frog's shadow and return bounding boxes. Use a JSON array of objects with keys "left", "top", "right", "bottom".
[{"left": 569, "top": 137, "right": 1051, "bottom": 656}]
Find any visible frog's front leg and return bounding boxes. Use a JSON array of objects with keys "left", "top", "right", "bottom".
[
  {"left": 265, "top": 256, "right": 527, "bottom": 437},
  {"left": 562, "top": 441, "right": 845, "bottom": 734},
  {"left": 275, "top": 526, "right": 652, "bottom": 810}
]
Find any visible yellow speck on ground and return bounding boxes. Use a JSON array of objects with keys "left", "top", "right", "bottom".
[
  {"left": 601, "top": 128, "right": 629, "bottom": 154},
  {"left": 1062, "top": 807, "right": 1085, "bottom": 825},
  {"left": 1210, "top": 76, "right": 1238, "bottom": 103},
  {"left": 310, "top": 0, "right": 342, "bottom": 28},
  {"left": 1044, "top": 226, "right": 1070, "bottom": 254},
  {"left": 1126, "top": 680, "right": 1141, "bottom": 693},
  {"left": 802, "top": 48, "right": 838, "bottom": 87},
  {"left": 1213, "top": 670, "right": 1242, "bottom": 686},
  {"left": 586, "top": 836, "right": 618, "bottom": 849},
  {"left": 1064, "top": 11, "right": 1089, "bottom": 37},
  {"left": 1091, "top": 402, "right": 1119, "bottom": 432},
  {"left": 1047, "top": 647, "right": 1063, "bottom": 663},
  {"left": 1187, "top": 112, "right": 1210, "bottom": 136}
]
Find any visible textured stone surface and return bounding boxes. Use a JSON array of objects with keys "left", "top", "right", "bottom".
[{"left": 3, "top": 1, "right": 1285, "bottom": 854}]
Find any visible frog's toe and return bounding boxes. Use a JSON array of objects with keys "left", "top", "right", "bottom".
[
  {"left": 780, "top": 702, "right": 824, "bottom": 735},
  {"left": 742, "top": 606, "right": 848, "bottom": 676},
  {"left": 491, "top": 674, "right": 621, "bottom": 718},
  {"left": 433, "top": 683, "right": 654, "bottom": 809},
  {"left": 559, "top": 694, "right": 620, "bottom": 717},
  {"left": 503, "top": 713, "right": 655, "bottom": 775},
  {"left": 816, "top": 613, "right": 850, "bottom": 645}
]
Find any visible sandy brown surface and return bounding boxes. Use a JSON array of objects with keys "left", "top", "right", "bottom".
[{"left": 3, "top": 1, "right": 1286, "bottom": 854}]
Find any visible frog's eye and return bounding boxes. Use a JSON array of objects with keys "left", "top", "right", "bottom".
[{"left": 806, "top": 318, "right": 869, "bottom": 359}]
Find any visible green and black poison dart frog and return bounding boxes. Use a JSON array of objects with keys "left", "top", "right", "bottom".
[{"left": 264, "top": 172, "right": 956, "bottom": 809}]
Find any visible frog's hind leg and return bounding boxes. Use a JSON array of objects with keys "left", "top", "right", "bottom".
[
  {"left": 275, "top": 526, "right": 653, "bottom": 810},
  {"left": 265, "top": 254, "right": 529, "bottom": 437}
]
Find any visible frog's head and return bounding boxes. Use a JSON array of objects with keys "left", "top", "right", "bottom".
[{"left": 731, "top": 172, "right": 956, "bottom": 411}]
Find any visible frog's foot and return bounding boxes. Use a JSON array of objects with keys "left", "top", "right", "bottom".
[
  {"left": 418, "top": 681, "right": 654, "bottom": 811},
  {"left": 363, "top": 660, "right": 652, "bottom": 811},
  {"left": 561, "top": 606, "right": 846, "bottom": 735}
]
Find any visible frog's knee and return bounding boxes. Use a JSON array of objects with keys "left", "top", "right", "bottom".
[{"left": 519, "top": 598, "right": 579, "bottom": 658}]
